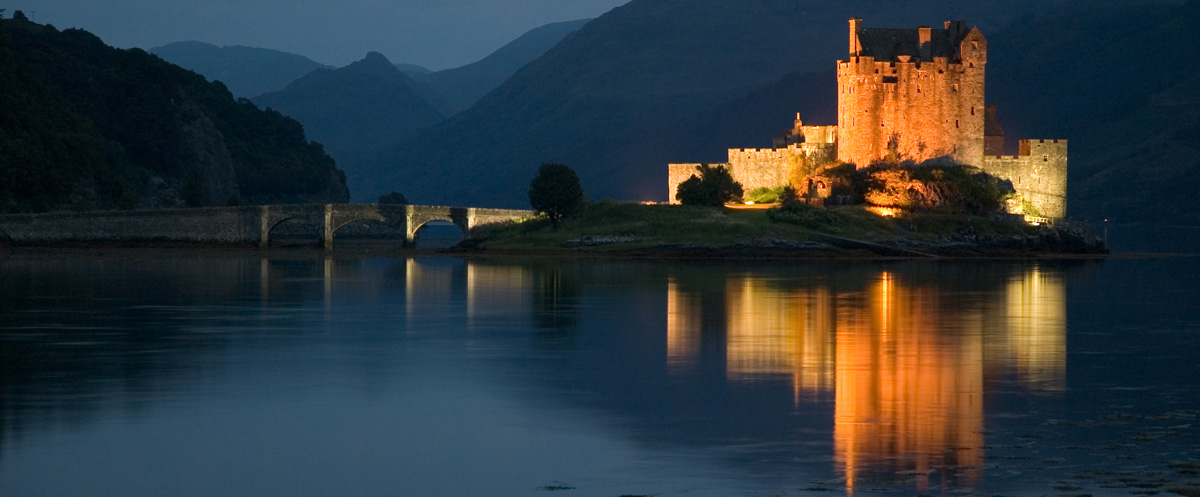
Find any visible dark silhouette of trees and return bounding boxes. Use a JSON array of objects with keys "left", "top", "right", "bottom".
[
  {"left": 528, "top": 162, "right": 584, "bottom": 230},
  {"left": 675, "top": 163, "right": 743, "bottom": 206}
]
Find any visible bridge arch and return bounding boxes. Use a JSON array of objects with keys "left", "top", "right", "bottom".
[
  {"left": 406, "top": 208, "right": 470, "bottom": 247},
  {"left": 409, "top": 219, "right": 468, "bottom": 248},
  {"left": 260, "top": 216, "right": 321, "bottom": 247}
]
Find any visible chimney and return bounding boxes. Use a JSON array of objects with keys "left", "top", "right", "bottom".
[
  {"left": 849, "top": 18, "right": 862, "bottom": 57},
  {"left": 918, "top": 26, "right": 932, "bottom": 60}
]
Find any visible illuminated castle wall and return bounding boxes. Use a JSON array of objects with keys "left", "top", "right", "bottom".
[
  {"left": 838, "top": 20, "right": 987, "bottom": 167},
  {"left": 667, "top": 18, "right": 1068, "bottom": 220}
]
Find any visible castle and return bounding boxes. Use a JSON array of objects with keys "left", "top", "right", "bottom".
[{"left": 668, "top": 19, "right": 1068, "bottom": 221}]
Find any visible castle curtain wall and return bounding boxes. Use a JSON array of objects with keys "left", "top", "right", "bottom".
[{"left": 981, "top": 140, "right": 1068, "bottom": 219}]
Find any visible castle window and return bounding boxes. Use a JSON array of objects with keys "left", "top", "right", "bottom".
[
  {"left": 972, "top": 41, "right": 979, "bottom": 50},
  {"left": 971, "top": 107, "right": 975, "bottom": 115},
  {"left": 952, "top": 84, "right": 959, "bottom": 92},
  {"left": 955, "top": 119, "right": 959, "bottom": 128},
  {"left": 882, "top": 76, "right": 898, "bottom": 84}
]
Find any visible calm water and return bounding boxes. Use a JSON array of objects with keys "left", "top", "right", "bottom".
[{"left": 2, "top": 251, "right": 1199, "bottom": 496}]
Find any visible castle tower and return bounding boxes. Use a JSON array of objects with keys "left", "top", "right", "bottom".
[{"left": 836, "top": 19, "right": 987, "bottom": 168}]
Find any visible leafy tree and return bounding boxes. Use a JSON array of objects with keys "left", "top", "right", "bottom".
[
  {"left": 528, "top": 162, "right": 584, "bottom": 230},
  {"left": 12, "top": 11, "right": 27, "bottom": 22},
  {"left": 674, "top": 163, "right": 743, "bottom": 206},
  {"left": 379, "top": 191, "right": 408, "bottom": 204}
]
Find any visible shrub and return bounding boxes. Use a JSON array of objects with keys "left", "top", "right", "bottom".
[{"left": 746, "top": 186, "right": 786, "bottom": 204}]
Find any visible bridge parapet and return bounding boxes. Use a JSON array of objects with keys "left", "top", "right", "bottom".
[{"left": 0, "top": 204, "right": 535, "bottom": 249}]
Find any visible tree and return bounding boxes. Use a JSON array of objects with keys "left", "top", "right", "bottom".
[
  {"left": 675, "top": 163, "right": 743, "bottom": 206},
  {"left": 379, "top": 191, "right": 408, "bottom": 204},
  {"left": 528, "top": 162, "right": 584, "bottom": 230},
  {"left": 12, "top": 10, "right": 27, "bottom": 21}
]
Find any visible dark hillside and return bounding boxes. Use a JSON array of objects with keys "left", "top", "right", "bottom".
[
  {"left": 253, "top": 52, "right": 445, "bottom": 153},
  {"left": 252, "top": 52, "right": 446, "bottom": 198},
  {"left": 149, "top": 41, "right": 330, "bottom": 99},
  {"left": 415, "top": 18, "right": 591, "bottom": 116},
  {"left": 0, "top": 19, "right": 347, "bottom": 212},
  {"left": 365, "top": 0, "right": 1061, "bottom": 206},
  {"left": 988, "top": 0, "right": 1200, "bottom": 223}
]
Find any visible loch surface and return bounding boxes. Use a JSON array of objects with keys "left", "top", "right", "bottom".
[{"left": 2, "top": 251, "right": 1199, "bottom": 496}]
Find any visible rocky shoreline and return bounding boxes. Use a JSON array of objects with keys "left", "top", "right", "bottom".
[{"left": 531, "top": 223, "right": 1109, "bottom": 259}]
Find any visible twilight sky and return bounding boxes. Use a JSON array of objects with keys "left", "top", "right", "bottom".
[{"left": 11, "top": 0, "right": 629, "bottom": 70}]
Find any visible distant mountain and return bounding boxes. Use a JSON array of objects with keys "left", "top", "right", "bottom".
[
  {"left": 364, "top": 0, "right": 1064, "bottom": 206},
  {"left": 149, "top": 41, "right": 330, "bottom": 99},
  {"left": 0, "top": 19, "right": 348, "bottom": 213},
  {"left": 395, "top": 63, "right": 432, "bottom": 76},
  {"left": 415, "top": 18, "right": 592, "bottom": 116},
  {"left": 251, "top": 52, "right": 446, "bottom": 198},
  {"left": 988, "top": 0, "right": 1200, "bottom": 224}
]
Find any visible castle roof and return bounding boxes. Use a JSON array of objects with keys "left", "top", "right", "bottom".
[{"left": 856, "top": 24, "right": 971, "bottom": 62}]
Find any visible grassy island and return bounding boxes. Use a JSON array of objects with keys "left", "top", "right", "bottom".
[{"left": 470, "top": 201, "right": 1106, "bottom": 258}]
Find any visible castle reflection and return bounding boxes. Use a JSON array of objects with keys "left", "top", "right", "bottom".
[{"left": 667, "top": 266, "right": 1066, "bottom": 493}]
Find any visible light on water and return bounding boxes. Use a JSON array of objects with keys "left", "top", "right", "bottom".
[{"left": 1, "top": 252, "right": 1199, "bottom": 496}]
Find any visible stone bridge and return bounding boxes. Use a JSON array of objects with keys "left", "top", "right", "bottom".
[{"left": 0, "top": 204, "right": 535, "bottom": 249}]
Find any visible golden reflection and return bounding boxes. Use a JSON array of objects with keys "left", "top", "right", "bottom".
[
  {"left": 466, "top": 263, "right": 533, "bottom": 324},
  {"left": 404, "top": 259, "right": 455, "bottom": 324},
  {"left": 1002, "top": 267, "right": 1067, "bottom": 390},
  {"left": 724, "top": 277, "right": 835, "bottom": 400},
  {"left": 664, "top": 266, "right": 1067, "bottom": 493},
  {"left": 834, "top": 275, "right": 984, "bottom": 494},
  {"left": 666, "top": 279, "right": 702, "bottom": 372}
]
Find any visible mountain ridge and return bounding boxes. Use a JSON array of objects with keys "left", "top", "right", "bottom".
[{"left": 149, "top": 41, "right": 330, "bottom": 99}]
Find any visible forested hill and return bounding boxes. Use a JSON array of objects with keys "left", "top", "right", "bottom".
[{"left": 0, "top": 18, "right": 348, "bottom": 213}]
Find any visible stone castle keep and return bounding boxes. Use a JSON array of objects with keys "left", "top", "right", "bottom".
[{"left": 668, "top": 19, "right": 1068, "bottom": 220}]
